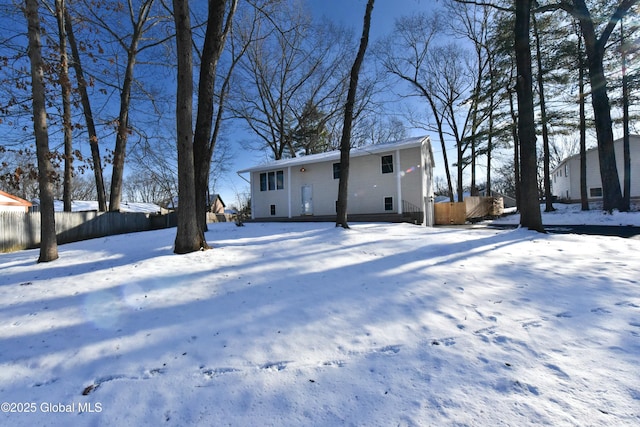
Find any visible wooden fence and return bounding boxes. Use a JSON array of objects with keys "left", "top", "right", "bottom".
[
  {"left": 0, "top": 211, "right": 177, "bottom": 253},
  {"left": 434, "top": 197, "right": 504, "bottom": 225}
]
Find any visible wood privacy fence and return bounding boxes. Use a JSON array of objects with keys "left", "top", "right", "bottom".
[
  {"left": 434, "top": 196, "right": 504, "bottom": 225},
  {"left": 0, "top": 211, "right": 177, "bottom": 253}
]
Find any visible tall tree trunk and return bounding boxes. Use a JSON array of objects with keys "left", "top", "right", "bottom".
[
  {"left": 508, "top": 82, "right": 521, "bottom": 211},
  {"left": 532, "top": 15, "right": 554, "bottom": 212},
  {"left": 25, "top": 0, "right": 59, "bottom": 262},
  {"left": 573, "top": 0, "right": 624, "bottom": 212},
  {"left": 55, "top": 0, "right": 73, "bottom": 212},
  {"left": 486, "top": 55, "right": 495, "bottom": 196},
  {"left": 194, "top": 0, "right": 237, "bottom": 239},
  {"left": 336, "top": 0, "right": 374, "bottom": 229},
  {"left": 109, "top": 53, "right": 135, "bottom": 211},
  {"left": 65, "top": 9, "right": 107, "bottom": 211},
  {"left": 514, "top": 0, "right": 543, "bottom": 232},
  {"left": 621, "top": 19, "right": 630, "bottom": 212},
  {"left": 173, "top": 0, "right": 204, "bottom": 254},
  {"left": 109, "top": 0, "right": 154, "bottom": 212},
  {"left": 577, "top": 24, "right": 589, "bottom": 211},
  {"left": 425, "top": 97, "right": 454, "bottom": 202}
]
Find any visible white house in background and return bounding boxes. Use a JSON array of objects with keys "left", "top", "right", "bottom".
[
  {"left": 552, "top": 135, "right": 640, "bottom": 202},
  {"left": 0, "top": 190, "right": 32, "bottom": 213},
  {"left": 238, "top": 136, "right": 435, "bottom": 226}
]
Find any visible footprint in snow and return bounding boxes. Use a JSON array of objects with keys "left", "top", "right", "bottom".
[
  {"left": 615, "top": 301, "right": 640, "bottom": 308},
  {"left": 431, "top": 337, "right": 456, "bottom": 347},
  {"left": 322, "top": 360, "right": 346, "bottom": 368},
  {"left": 260, "top": 361, "right": 289, "bottom": 371},
  {"left": 521, "top": 319, "right": 544, "bottom": 329},
  {"left": 377, "top": 344, "right": 402, "bottom": 354},
  {"left": 555, "top": 312, "right": 572, "bottom": 318},
  {"left": 201, "top": 367, "right": 240, "bottom": 378},
  {"left": 591, "top": 307, "right": 611, "bottom": 315}
]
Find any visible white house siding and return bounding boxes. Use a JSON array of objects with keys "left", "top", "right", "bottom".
[
  {"left": 243, "top": 137, "right": 433, "bottom": 221},
  {"left": 250, "top": 174, "right": 290, "bottom": 218},
  {"left": 0, "top": 191, "right": 32, "bottom": 213},
  {"left": 552, "top": 135, "right": 640, "bottom": 201}
]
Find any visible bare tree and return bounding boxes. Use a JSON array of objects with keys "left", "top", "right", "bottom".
[
  {"left": 378, "top": 13, "right": 456, "bottom": 201},
  {"left": 193, "top": 0, "right": 238, "bottom": 239},
  {"left": 63, "top": 8, "right": 107, "bottom": 211},
  {"left": 532, "top": 14, "right": 555, "bottom": 212},
  {"left": 24, "top": 0, "right": 59, "bottom": 261},
  {"left": 46, "top": 0, "right": 74, "bottom": 212},
  {"left": 538, "top": 0, "right": 638, "bottom": 212},
  {"left": 336, "top": 0, "right": 374, "bottom": 229},
  {"left": 173, "top": 0, "right": 202, "bottom": 254},
  {"left": 232, "top": 1, "right": 352, "bottom": 160},
  {"left": 101, "top": 0, "right": 159, "bottom": 212},
  {"left": 514, "top": 0, "right": 543, "bottom": 231}
]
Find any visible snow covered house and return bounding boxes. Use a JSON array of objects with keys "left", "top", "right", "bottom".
[
  {"left": 238, "top": 136, "right": 435, "bottom": 225},
  {"left": 552, "top": 135, "right": 640, "bottom": 202},
  {"left": 0, "top": 190, "right": 32, "bottom": 213}
]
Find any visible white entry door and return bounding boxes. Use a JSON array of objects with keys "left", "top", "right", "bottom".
[{"left": 301, "top": 185, "right": 313, "bottom": 215}]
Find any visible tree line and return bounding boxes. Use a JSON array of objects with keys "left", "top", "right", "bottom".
[{"left": 3, "top": 0, "right": 639, "bottom": 260}]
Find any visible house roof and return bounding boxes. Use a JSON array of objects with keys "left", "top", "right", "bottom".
[
  {"left": 159, "top": 193, "right": 225, "bottom": 209},
  {"left": 237, "top": 136, "right": 432, "bottom": 174},
  {"left": 0, "top": 190, "right": 32, "bottom": 207}
]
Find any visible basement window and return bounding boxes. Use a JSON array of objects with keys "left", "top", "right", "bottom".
[
  {"left": 589, "top": 187, "right": 602, "bottom": 198},
  {"left": 384, "top": 196, "right": 393, "bottom": 211}
]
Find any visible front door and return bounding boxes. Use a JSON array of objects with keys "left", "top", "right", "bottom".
[{"left": 301, "top": 185, "right": 313, "bottom": 215}]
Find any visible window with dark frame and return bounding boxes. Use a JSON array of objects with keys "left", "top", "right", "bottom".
[
  {"left": 260, "top": 173, "right": 267, "bottom": 191},
  {"left": 333, "top": 163, "right": 340, "bottom": 179},
  {"left": 589, "top": 187, "right": 602, "bottom": 198},
  {"left": 276, "top": 170, "right": 284, "bottom": 190},
  {"left": 268, "top": 171, "right": 276, "bottom": 191},
  {"left": 384, "top": 196, "right": 393, "bottom": 211},
  {"left": 259, "top": 170, "right": 285, "bottom": 191},
  {"left": 270, "top": 204, "right": 276, "bottom": 215},
  {"left": 381, "top": 155, "right": 393, "bottom": 174}
]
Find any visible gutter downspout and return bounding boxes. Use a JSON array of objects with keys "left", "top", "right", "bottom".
[
  {"left": 236, "top": 171, "right": 254, "bottom": 220},
  {"left": 287, "top": 166, "right": 292, "bottom": 218},
  {"left": 396, "top": 149, "right": 402, "bottom": 215}
]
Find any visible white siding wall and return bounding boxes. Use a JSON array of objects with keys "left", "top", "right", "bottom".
[
  {"left": 250, "top": 171, "right": 289, "bottom": 218},
  {"left": 552, "top": 136, "right": 640, "bottom": 201},
  {"left": 250, "top": 146, "right": 425, "bottom": 218}
]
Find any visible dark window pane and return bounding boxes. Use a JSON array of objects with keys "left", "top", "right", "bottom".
[
  {"left": 276, "top": 170, "right": 284, "bottom": 190},
  {"left": 589, "top": 187, "right": 602, "bottom": 197},
  {"left": 384, "top": 196, "right": 393, "bottom": 211},
  {"left": 260, "top": 173, "right": 267, "bottom": 191},
  {"left": 333, "top": 163, "right": 340, "bottom": 179},
  {"left": 382, "top": 155, "right": 393, "bottom": 174},
  {"left": 268, "top": 171, "right": 275, "bottom": 191}
]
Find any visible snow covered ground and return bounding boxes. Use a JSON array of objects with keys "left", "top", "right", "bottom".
[
  {"left": 1, "top": 204, "right": 639, "bottom": 426},
  {"left": 490, "top": 202, "right": 640, "bottom": 226}
]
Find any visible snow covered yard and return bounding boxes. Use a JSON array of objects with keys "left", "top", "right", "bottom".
[{"left": 1, "top": 218, "right": 639, "bottom": 426}]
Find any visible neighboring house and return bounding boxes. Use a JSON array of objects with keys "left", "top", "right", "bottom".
[
  {"left": 0, "top": 190, "right": 32, "bottom": 213},
  {"left": 160, "top": 194, "right": 225, "bottom": 214},
  {"left": 552, "top": 135, "right": 640, "bottom": 202},
  {"left": 238, "top": 136, "right": 435, "bottom": 226},
  {"left": 208, "top": 194, "right": 226, "bottom": 214}
]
